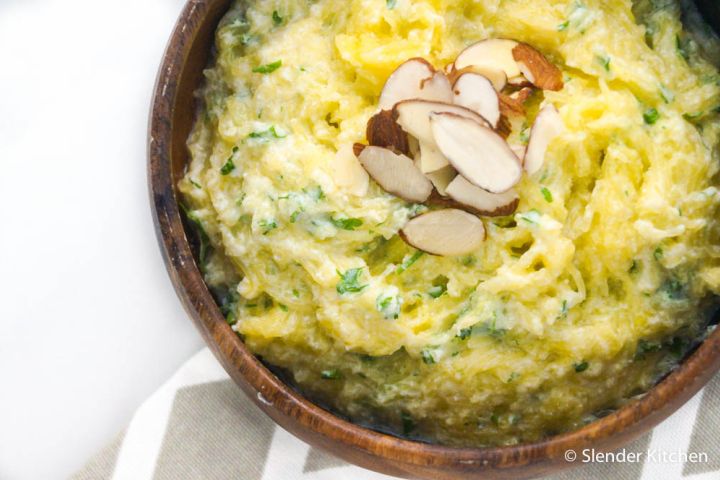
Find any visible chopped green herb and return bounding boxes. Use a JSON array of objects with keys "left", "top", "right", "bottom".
[
  {"left": 190, "top": 179, "right": 202, "bottom": 189},
  {"left": 519, "top": 122, "right": 531, "bottom": 144},
  {"left": 490, "top": 413, "right": 500, "bottom": 425},
  {"left": 272, "top": 10, "right": 283, "bottom": 26},
  {"left": 401, "top": 412, "right": 416, "bottom": 435},
  {"left": 386, "top": 0, "right": 397, "bottom": 9},
  {"left": 331, "top": 216, "right": 363, "bottom": 230},
  {"left": 596, "top": 55, "right": 611, "bottom": 72},
  {"left": 518, "top": 209, "right": 541, "bottom": 224},
  {"left": 507, "top": 372, "right": 520, "bottom": 383},
  {"left": 278, "top": 304, "right": 288, "bottom": 312},
  {"left": 259, "top": 219, "right": 278, "bottom": 235},
  {"left": 659, "top": 84, "right": 675, "bottom": 104},
  {"left": 252, "top": 60, "right": 282, "bottom": 74},
  {"left": 643, "top": 107, "right": 660, "bottom": 125},
  {"left": 574, "top": 360, "right": 589, "bottom": 372},
  {"left": 559, "top": 300, "right": 569, "bottom": 319},
  {"left": 428, "top": 284, "right": 447, "bottom": 299},
  {"left": 248, "top": 125, "right": 286, "bottom": 140},
  {"left": 292, "top": 289, "right": 300, "bottom": 298},
  {"left": 236, "top": 193, "right": 246, "bottom": 206},
  {"left": 289, "top": 210, "right": 301, "bottom": 223},
  {"left": 460, "top": 255, "right": 476, "bottom": 266},
  {"left": 220, "top": 147, "right": 238, "bottom": 175},
  {"left": 304, "top": 185, "right": 325, "bottom": 201},
  {"left": 320, "top": 369, "right": 341, "bottom": 379},
  {"left": 683, "top": 111, "right": 703, "bottom": 121},
  {"left": 659, "top": 278, "right": 686, "bottom": 301},
  {"left": 557, "top": 20, "right": 569, "bottom": 31},
  {"left": 457, "top": 327, "right": 472, "bottom": 340},
  {"left": 541, "top": 187, "right": 553, "bottom": 203},
  {"left": 396, "top": 251, "right": 424, "bottom": 274},
  {"left": 376, "top": 289, "right": 402, "bottom": 319},
  {"left": 421, "top": 348, "right": 437, "bottom": 364},
  {"left": 668, "top": 336, "right": 690, "bottom": 359},
  {"left": 336, "top": 268, "right": 368, "bottom": 295},
  {"left": 653, "top": 246, "right": 663, "bottom": 261}
]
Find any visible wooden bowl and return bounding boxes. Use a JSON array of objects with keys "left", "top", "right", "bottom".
[{"left": 148, "top": 1, "right": 720, "bottom": 478}]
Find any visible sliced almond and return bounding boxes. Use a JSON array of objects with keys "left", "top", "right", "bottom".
[
  {"left": 452, "top": 73, "right": 500, "bottom": 128},
  {"left": 454, "top": 39, "right": 521, "bottom": 80},
  {"left": 425, "top": 165, "right": 457, "bottom": 196},
  {"left": 449, "top": 65, "right": 507, "bottom": 92},
  {"left": 333, "top": 143, "right": 369, "bottom": 196},
  {"left": 366, "top": 110, "right": 409, "bottom": 155},
  {"left": 509, "top": 144, "right": 526, "bottom": 163},
  {"left": 353, "top": 143, "right": 366, "bottom": 157},
  {"left": 496, "top": 115, "right": 512, "bottom": 139},
  {"left": 357, "top": 146, "right": 433, "bottom": 202},
  {"left": 499, "top": 92, "right": 527, "bottom": 117},
  {"left": 445, "top": 175, "right": 519, "bottom": 217},
  {"left": 417, "top": 141, "right": 450, "bottom": 173},
  {"left": 507, "top": 75, "right": 533, "bottom": 88},
  {"left": 400, "top": 209, "right": 485, "bottom": 256},
  {"left": 393, "top": 100, "right": 490, "bottom": 145},
  {"left": 511, "top": 43, "right": 563, "bottom": 91},
  {"left": 419, "top": 71, "right": 453, "bottom": 104},
  {"left": 378, "top": 58, "right": 436, "bottom": 111},
  {"left": 429, "top": 112, "right": 522, "bottom": 193},
  {"left": 394, "top": 100, "right": 491, "bottom": 173},
  {"left": 525, "top": 104, "right": 565, "bottom": 175}
]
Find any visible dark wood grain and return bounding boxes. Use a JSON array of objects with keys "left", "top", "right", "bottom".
[{"left": 148, "top": 1, "right": 720, "bottom": 478}]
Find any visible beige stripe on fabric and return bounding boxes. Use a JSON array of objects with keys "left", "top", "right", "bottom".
[
  {"left": 545, "top": 431, "right": 652, "bottom": 480},
  {"left": 152, "top": 379, "right": 276, "bottom": 480},
  {"left": 683, "top": 373, "right": 720, "bottom": 476},
  {"left": 70, "top": 430, "right": 126, "bottom": 480}
]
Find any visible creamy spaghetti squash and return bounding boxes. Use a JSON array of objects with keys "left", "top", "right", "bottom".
[{"left": 179, "top": 0, "right": 720, "bottom": 446}]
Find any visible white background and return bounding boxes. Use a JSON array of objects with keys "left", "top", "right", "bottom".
[{"left": 0, "top": 1, "right": 204, "bottom": 478}]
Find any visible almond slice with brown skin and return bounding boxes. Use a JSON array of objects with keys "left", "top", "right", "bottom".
[
  {"left": 525, "top": 104, "right": 565, "bottom": 175},
  {"left": 366, "top": 110, "right": 409, "bottom": 155},
  {"left": 449, "top": 65, "right": 507, "bottom": 92},
  {"left": 454, "top": 39, "right": 521, "bottom": 80},
  {"left": 452, "top": 72, "right": 500, "bottom": 128},
  {"left": 425, "top": 165, "right": 457, "bottom": 196},
  {"left": 394, "top": 100, "right": 491, "bottom": 173},
  {"left": 511, "top": 43, "right": 563, "bottom": 91},
  {"left": 429, "top": 112, "right": 522, "bottom": 193},
  {"left": 378, "top": 58, "right": 436, "bottom": 111},
  {"left": 357, "top": 146, "right": 433, "bottom": 202},
  {"left": 445, "top": 175, "right": 519, "bottom": 217},
  {"left": 400, "top": 209, "right": 485, "bottom": 256}
]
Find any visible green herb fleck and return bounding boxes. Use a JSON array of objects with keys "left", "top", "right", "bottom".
[
  {"left": 597, "top": 55, "right": 611, "bottom": 72},
  {"left": 507, "top": 372, "right": 520, "bottom": 383},
  {"left": 292, "top": 289, "right": 300, "bottom": 298},
  {"left": 396, "top": 251, "right": 424, "bottom": 274},
  {"left": 376, "top": 289, "right": 402, "bottom": 319},
  {"left": 320, "top": 369, "right": 340, "bottom": 380},
  {"left": 252, "top": 60, "right": 282, "bottom": 74},
  {"left": 659, "top": 278, "right": 686, "bottom": 301},
  {"left": 518, "top": 209, "right": 541, "bottom": 225},
  {"left": 259, "top": 219, "right": 278, "bottom": 235},
  {"left": 541, "top": 187, "right": 553, "bottom": 203},
  {"left": 190, "top": 179, "right": 202, "bottom": 189},
  {"left": 272, "top": 10, "right": 283, "bottom": 26},
  {"left": 179, "top": 203, "right": 212, "bottom": 269},
  {"left": 220, "top": 146, "right": 238, "bottom": 175},
  {"left": 289, "top": 210, "right": 301, "bottom": 223},
  {"left": 457, "top": 328, "right": 472, "bottom": 340},
  {"left": 336, "top": 268, "right": 368, "bottom": 295},
  {"left": 248, "top": 125, "right": 286, "bottom": 140},
  {"left": 428, "top": 284, "right": 447, "bottom": 299},
  {"left": 659, "top": 84, "right": 675, "bottom": 104},
  {"left": 629, "top": 259, "right": 640, "bottom": 274},
  {"left": 557, "top": 20, "right": 569, "bottom": 31},
  {"left": 304, "top": 185, "right": 325, "bottom": 201},
  {"left": 643, "top": 107, "right": 660, "bottom": 125},
  {"left": 386, "top": 0, "right": 397, "bottom": 9},
  {"left": 490, "top": 413, "right": 500, "bottom": 425},
  {"left": 574, "top": 360, "right": 589, "bottom": 372},
  {"left": 653, "top": 246, "right": 663, "bottom": 261},
  {"left": 683, "top": 111, "right": 703, "bottom": 121},
  {"left": 559, "top": 300, "right": 569, "bottom": 319},
  {"left": 331, "top": 216, "right": 363, "bottom": 230},
  {"left": 421, "top": 348, "right": 437, "bottom": 365},
  {"left": 676, "top": 35, "right": 689, "bottom": 60},
  {"left": 278, "top": 304, "right": 288, "bottom": 312}
]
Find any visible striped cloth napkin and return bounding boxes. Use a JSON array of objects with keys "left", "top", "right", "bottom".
[{"left": 72, "top": 348, "right": 720, "bottom": 480}]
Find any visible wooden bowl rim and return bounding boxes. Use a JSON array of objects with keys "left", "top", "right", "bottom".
[{"left": 148, "top": 0, "right": 720, "bottom": 476}]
